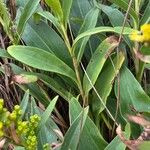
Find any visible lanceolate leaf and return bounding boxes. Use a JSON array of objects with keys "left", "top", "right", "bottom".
[
  {"left": 62, "top": 0, "right": 73, "bottom": 28},
  {"left": 92, "top": 52, "right": 125, "bottom": 115},
  {"left": 7, "top": 46, "right": 77, "bottom": 83},
  {"left": 140, "top": 0, "right": 150, "bottom": 25},
  {"left": 73, "top": 26, "right": 134, "bottom": 47},
  {"left": 74, "top": 7, "right": 99, "bottom": 62},
  {"left": 22, "top": 21, "right": 72, "bottom": 67},
  {"left": 83, "top": 36, "right": 119, "bottom": 95},
  {"left": 69, "top": 98, "right": 107, "bottom": 150},
  {"left": 20, "top": 90, "right": 29, "bottom": 118},
  {"left": 70, "top": 0, "right": 92, "bottom": 37},
  {"left": 45, "top": 0, "right": 63, "bottom": 22},
  {"left": 17, "top": 0, "right": 41, "bottom": 35},
  {"left": 38, "top": 96, "right": 58, "bottom": 132},
  {"left": 61, "top": 107, "right": 89, "bottom": 150},
  {"left": 36, "top": 11, "right": 61, "bottom": 33},
  {"left": 38, "top": 74, "right": 75, "bottom": 101},
  {"left": 108, "top": 0, "right": 139, "bottom": 26},
  {"left": 117, "top": 67, "right": 150, "bottom": 116},
  {"left": 98, "top": 4, "right": 127, "bottom": 27}
]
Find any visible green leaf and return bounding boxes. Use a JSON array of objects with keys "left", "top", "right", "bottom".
[
  {"left": 0, "top": 48, "right": 12, "bottom": 59},
  {"left": 69, "top": 98, "right": 107, "bottom": 150},
  {"left": 74, "top": 7, "right": 99, "bottom": 62},
  {"left": 62, "top": 0, "right": 73, "bottom": 28},
  {"left": 22, "top": 21, "right": 72, "bottom": 67},
  {"left": 38, "top": 74, "right": 74, "bottom": 101},
  {"left": 70, "top": 0, "right": 92, "bottom": 35},
  {"left": 17, "top": 0, "right": 41, "bottom": 35},
  {"left": 73, "top": 26, "right": 134, "bottom": 47},
  {"left": 38, "top": 96, "right": 58, "bottom": 132},
  {"left": 98, "top": 3, "right": 128, "bottom": 27},
  {"left": 83, "top": 36, "right": 119, "bottom": 95},
  {"left": 45, "top": 0, "right": 63, "bottom": 22},
  {"left": 36, "top": 11, "right": 61, "bottom": 32},
  {"left": 117, "top": 67, "right": 150, "bottom": 116},
  {"left": 20, "top": 90, "right": 29, "bottom": 118},
  {"left": 108, "top": 0, "right": 139, "bottom": 26},
  {"left": 8, "top": 45, "right": 77, "bottom": 83},
  {"left": 140, "top": 0, "right": 150, "bottom": 25},
  {"left": 61, "top": 106, "right": 89, "bottom": 150},
  {"left": 92, "top": 52, "right": 125, "bottom": 114}
]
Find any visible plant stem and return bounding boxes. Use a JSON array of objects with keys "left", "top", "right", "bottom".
[{"left": 61, "top": 24, "right": 86, "bottom": 104}]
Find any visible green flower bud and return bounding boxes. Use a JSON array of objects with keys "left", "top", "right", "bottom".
[
  {"left": 14, "top": 105, "right": 20, "bottom": 110},
  {"left": 9, "top": 112, "right": 17, "bottom": 121}
]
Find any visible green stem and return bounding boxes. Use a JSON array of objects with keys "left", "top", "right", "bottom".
[{"left": 61, "top": 24, "right": 86, "bottom": 104}]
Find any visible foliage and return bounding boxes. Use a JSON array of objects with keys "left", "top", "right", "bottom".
[{"left": 0, "top": 0, "right": 150, "bottom": 149}]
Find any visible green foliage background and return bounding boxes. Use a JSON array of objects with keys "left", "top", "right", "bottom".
[{"left": 0, "top": 0, "right": 150, "bottom": 149}]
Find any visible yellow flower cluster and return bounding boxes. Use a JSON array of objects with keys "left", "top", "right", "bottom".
[
  {"left": 129, "top": 24, "right": 150, "bottom": 43},
  {"left": 0, "top": 98, "right": 42, "bottom": 150},
  {"left": 24, "top": 114, "right": 41, "bottom": 150}
]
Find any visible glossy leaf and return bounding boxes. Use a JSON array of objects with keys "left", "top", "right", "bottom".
[{"left": 8, "top": 46, "right": 77, "bottom": 83}]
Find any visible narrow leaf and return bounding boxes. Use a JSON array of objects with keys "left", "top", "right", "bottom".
[
  {"left": 73, "top": 26, "right": 134, "bottom": 47},
  {"left": 83, "top": 36, "right": 119, "bottom": 95},
  {"left": 140, "top": 0, "right": 150, "bottom": 25},
  {"left": 45, "top": 0, "right": 63, "bottom": 22},
  {"left": 61, "top": 107, "right": 89, "bottom": 150},
  {"left": 69, "top": 98, "right": 107, "bottom": 150},
  {"left": 7, "top": 46, "right": 77, "bottom": 83},
  {"left": 20, "top": 90, "right": 29, "bottom": 118},
  {"left": 75, "top": 7, "right": 99, "bottom": 62},
  {"left": 17, "top": 0, "right": 41, "bottom": 35},
  {"left": 62, "top": 0, "right": 73, "bottom": 28},
  {"left": 38, "top": 96, "right": 58, "bottom": 131},
  {"left": 92, "top": 52, "right": 125, "bottom": 114},
  {"left": 117, "top": 67, "right": 150, "bottom": 116},
  {"left": 108, "top": 0, "right": 139, "bottom": 26}
]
